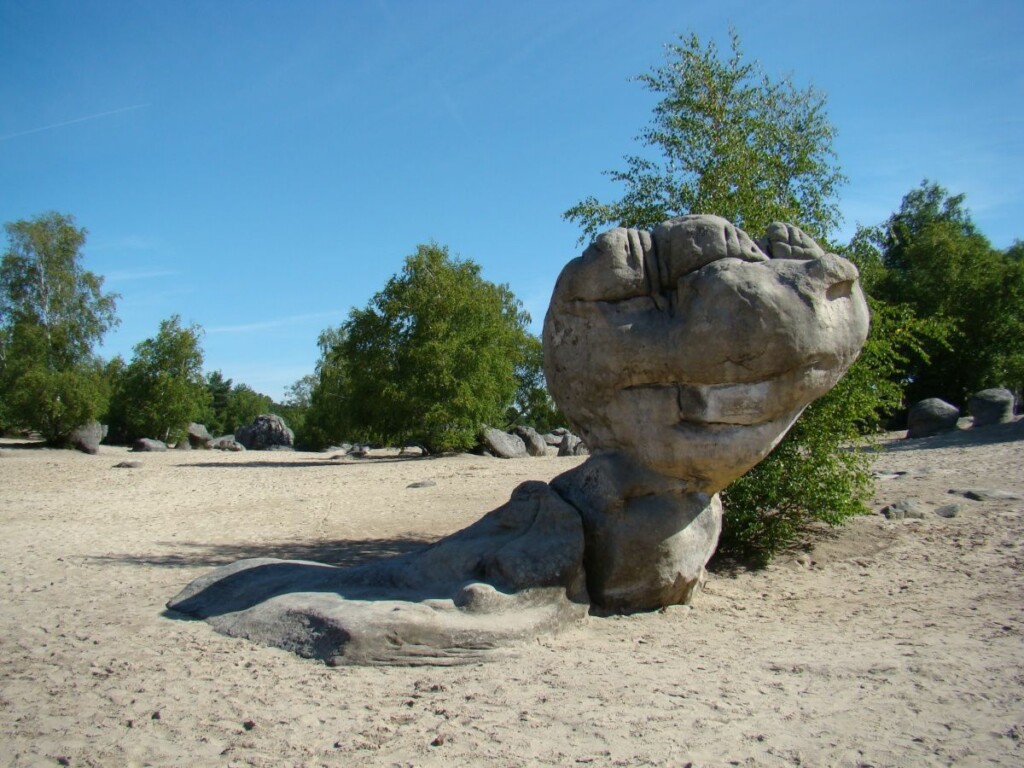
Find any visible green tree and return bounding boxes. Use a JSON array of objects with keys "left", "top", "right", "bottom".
[
  {"left": 301, "top": 326, "right": 350, "bottom": 450},
  {"left": 564, "top": 30, "right": 845, "bottom": 244},
  {"left": 563, "top": 31, "right": 903, "bottom": 564},
  {"left": 0, "top": 212, "right": 118, "bottom": 442},
  {"left": 860, "top": 181, "right": 1024, "bottom": 406},
  {"left": 310, "top": 243, "right": 533, "bottom": 453},
  {"left": 507, "top": 334, "right": 564, "bottom": 434},
  {"left": 107, "top": 315, "right": 208, "bottom": 443},
  {"left": 200, "top": 370, "right": 233, "bottom": 435}
]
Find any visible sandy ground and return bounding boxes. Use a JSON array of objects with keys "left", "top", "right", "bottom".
[{"left": 1, "top": 423, "right": 1022, "bottom": 768}]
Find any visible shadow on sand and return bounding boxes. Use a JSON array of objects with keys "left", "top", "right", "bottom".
[{"left": 87, "top": 534, "right": 432, "bottom": 570}]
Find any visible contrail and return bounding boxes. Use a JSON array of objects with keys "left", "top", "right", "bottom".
[{"left": 0, "top": 103, "right": 150, "bottom": 141}]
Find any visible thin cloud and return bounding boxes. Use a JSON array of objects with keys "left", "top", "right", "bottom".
[
  {"left": 0, "top": 103, "right": 150, "bottom": 141},
  {"left": 207, "top": 310, "right": 345, "bottom": 335},
  {"left": 105, "top": 268, "right": 179, "bottom": 283}
]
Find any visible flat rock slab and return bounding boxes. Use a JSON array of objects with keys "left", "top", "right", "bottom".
[
  {"left": 948, "top": 488, "right": 1023, "bottom": 502},
  {"left": 168, "top": 480, "right": 589, "bottom": 665}
]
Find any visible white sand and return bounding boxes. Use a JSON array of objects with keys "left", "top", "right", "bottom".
[{"left": 1, "top": 425, "right": 1022, "bottom": 767}]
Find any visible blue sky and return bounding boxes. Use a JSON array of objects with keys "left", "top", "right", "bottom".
[{"left": 2, "top": 1, "right": 1022, "bottom": 400}]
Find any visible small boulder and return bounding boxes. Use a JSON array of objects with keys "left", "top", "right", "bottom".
[
  {"left": 133, "top": 438, "right": 168, "bottom": 453},
  {"left": 881, "top": 500, "right": 926, "bottom": 520},
  {"left": 69, "top": 421, "right": 103, "bottom": 455},
  {"left": 187, "top": 423, "right": 214, "bottom": 449},
  {"left": 480, "top": 428, "right": 527, "bottom": 459},
  {"left": 968, "top": 388, "right": 1015, "bottom": 427},
  {"left": 210, "top": 435, "right": 246, "bottom": 451},
  {"left": 558, "top": 432, "right": 589, "bottom": 457},
  {"left": 174, "top": 440, "right": 192, "bottom": 451},
  {"left": 906, "top": 398, "right": 959, "bottom": 439},
  {"left": 513, "top": 426, "right": 548, "bottom": 457},
  {"left": 236, "top": 414, "right": 294, "bottom": 451}
]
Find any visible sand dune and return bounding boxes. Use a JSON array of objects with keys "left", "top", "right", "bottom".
[{"left": 1, "top": 424, "right": 1022, "bottom": 767}]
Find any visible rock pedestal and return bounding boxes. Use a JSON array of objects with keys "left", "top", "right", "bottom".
[{"left": 168, "top": 215, "right": 869, "bottom": 664}]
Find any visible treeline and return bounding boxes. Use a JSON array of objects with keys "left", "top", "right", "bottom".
[{"left": 0, "top": 215, "right": 557, "bottom": 450}]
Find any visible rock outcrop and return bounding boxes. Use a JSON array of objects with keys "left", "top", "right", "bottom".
[
  {"left": 236, "top": 414, "right": 294, "bottom": 451},
  {"left": 168, "top": 215, "right": 869, "bottom": 665}
]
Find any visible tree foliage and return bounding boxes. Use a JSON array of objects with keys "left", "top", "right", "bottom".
[
  {"left": 853, "top": 181, "right": 1024, "bottom": 406},
  {"left": 564, "top": 30, "right": 845, "bottom": 244},
  {"left": 562, "top": 31, "right": 902, "bottom": 564},
  {"left": 107, "top": 315, "right": 208, "bottom": 443},
  {"left": 0, "top": 212, "right": 118, "bottom": 441},
  {"left": 305, "top": 243, "right": 534, "bottom": 453}
]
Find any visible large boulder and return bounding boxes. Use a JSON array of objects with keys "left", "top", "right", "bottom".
[
  {"left": 968, "top": 388, "right": 1015, "bottom": 427},
  {"left": 236, "top": 414, "right": 294, "bottom": 451},
  {"left": 480, "top": 427, "right": 527, "bottom": 459},
  {"left": 187, "top": 422, "right": 214, "bottom": 449},
  {"left": 69, "top": 421, "right": 103, "bottom": 455},
  {"left": 906, "top": 398, "right": 960, "bottom": 438},
  {"left": 133, "top": 438, "right": 168, "bottom": 452},
  {"left": 513, "top": 425, "right": 548, "bottom": 457},
  {"left": 544, "top": 214, "right": 869, "bottom": 492}
]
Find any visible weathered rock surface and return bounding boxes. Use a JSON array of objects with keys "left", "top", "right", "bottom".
[
  {"left": 188, "top": 422, "right": 213, "bottom": 449},
  {"left": 543, "top": 214, "right": 869, "bottom": 492},
  {"left": 169, "top": 216, "right": 868, "bottom": 663},
  {"left": 168, "top": 481, "right": 587, "bottom": 665},
  {"left": 480, "top": 428, "right": 527, "bottom": 459},
  {"left": 907, "top": 399, "right": 960, "bottom": 439},
  {"left": 237, "top": 414, "right": 294, "bottom": 451},
  {"left": 513, "top": 426, "right": 548, "bottom": 457},
  {"left": 133, "top": 438, "right": 168, "bottom": 452},
  {"left": 69, "top": 421, "right": 103, "bottom": 455},
  {"left": 969, "top": 388, "right": 1015, "bottom": 427}
]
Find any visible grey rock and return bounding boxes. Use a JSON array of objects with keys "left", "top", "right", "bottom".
[
  {"left": 481, "top": 428, "right": 527, "bottom": 459},
  {"left": 968, "top": 388, "right": 1015, "bottom": 427},
  {"left": 935, "top": 504, "right": 961, "bottom": 519},
  {"left": 906, "top": 398, "right": 960, "bottom": 439},
  {"left": 113, "top": 460, "right": 143, "bottom": 469},
  {"left": 407, "top": 480, "right": 437, "bottom": 488},
  {"left": 552, "top": 453, "right": 721, "bottom": 612},
  {"left": 513, "top": 426, "right": 548, "bottom": 457},
  {"left": 210, "top": 435, "right": 246, "bottom": 452},
  {"left": 167, "top": 481, "right": 587, "bottom": 665},
  {"left": 881, "top": 500, "right": 926, "bottom": 520},
  {"left": 69, "top": 421, "right": 103, "bottom": 455},
  {"left": 557, "top": 433, "right": 589, "bottom": 457},
  {"left": 236, "top": 414, "right": 294, "bottom": 451},
  {"left": 174, "top": 440, "right": 192, "bottom": 451},
  {"left": 132, "top": 438, "right": 168, "bottom": 452},
  {"left": 187, "top": 422, "right": 213, "bottom": 449},
  {"left": 542, "top": 432, "right": 564, "bottom": 447},
  {"left": 543, "top": 215, "right": 869, "bottom": 493},
  {"left": 949, "top": 488, "right": 1023, "bottom": 502}
]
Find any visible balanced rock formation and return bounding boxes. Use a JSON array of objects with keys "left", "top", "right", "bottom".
[
  {"left": 168, "top": 215, "right": 869, "bottom": 665},
  {"left": 968, "top": 388, "right": 1015, "bottom": 427}
]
